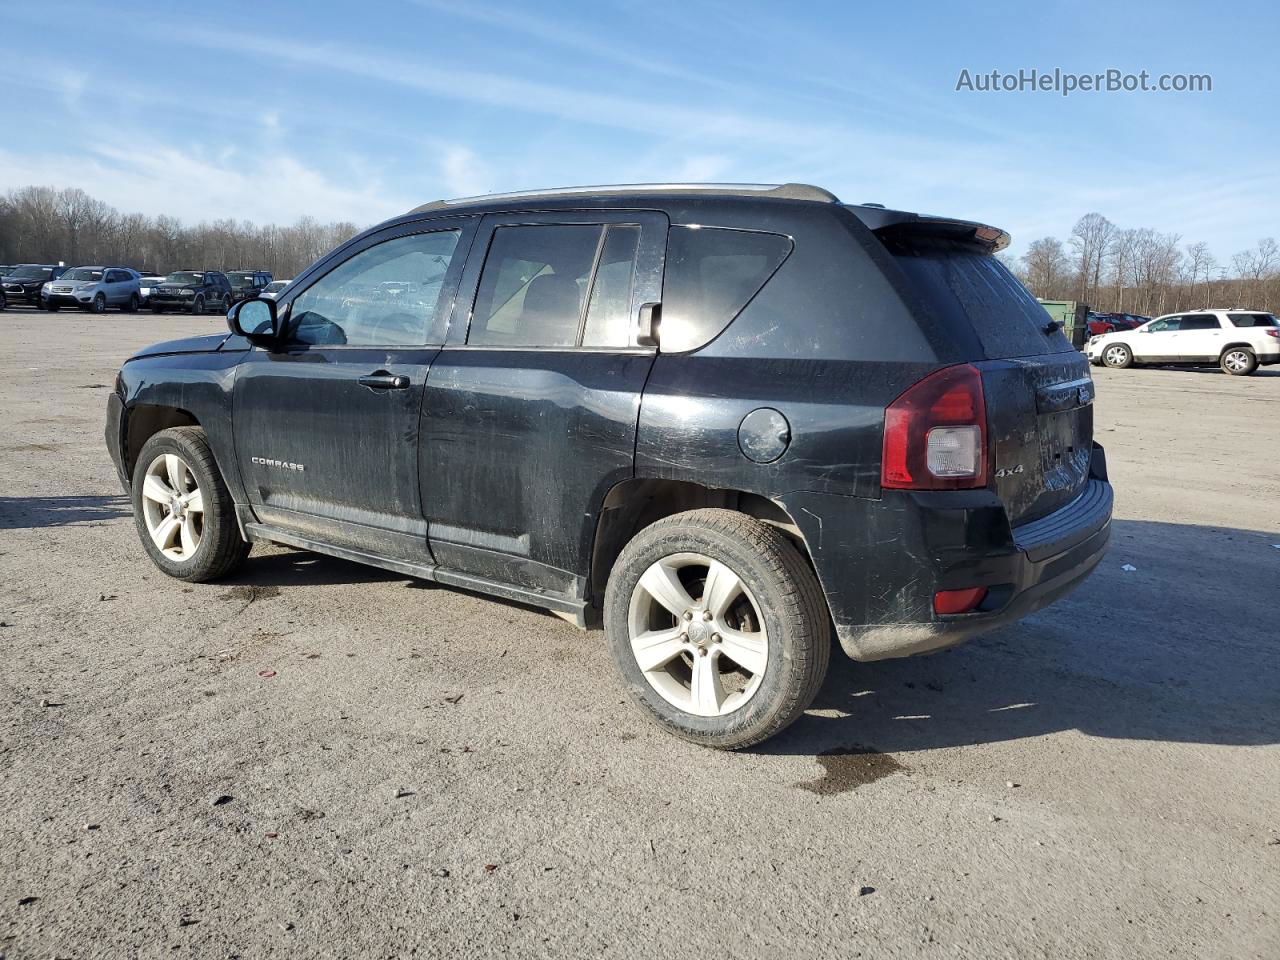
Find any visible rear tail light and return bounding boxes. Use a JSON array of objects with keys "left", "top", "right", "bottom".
[
  {"left": 934, "top": 587, "right": 988, "bottom": 615},
  {"left": 1265, "top": 329, "right": 1279, "bottom": 339},
  {"left": 882, "top": 364, "right": 988, "bottom": 490}
]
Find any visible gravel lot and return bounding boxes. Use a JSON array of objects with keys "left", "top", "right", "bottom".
[{"left": 2, "top": 306, "right": 1278, "bottom": 959}]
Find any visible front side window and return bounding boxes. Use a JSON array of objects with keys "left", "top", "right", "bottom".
[
  {"left": 288, "top": 230, "right": 461, "bottom": 346},
  {"left": 660, "top": 226, "right": 793, "bottom": 353},
  {"left": 1147, "top": 317, "right": 1179, "bottom": 333}
]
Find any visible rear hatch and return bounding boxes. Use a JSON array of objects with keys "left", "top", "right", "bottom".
[{"left": 866, "top": 211, "right": 1094, "bottom": 527}]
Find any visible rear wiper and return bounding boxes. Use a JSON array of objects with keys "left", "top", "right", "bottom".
[{"left": 1043, "top": 320, "right": 1063, "bottom": 335}]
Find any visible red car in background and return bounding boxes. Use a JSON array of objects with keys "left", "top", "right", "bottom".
[{"left": 1087, "top": 312, "right": 1148, "bottom": 336}]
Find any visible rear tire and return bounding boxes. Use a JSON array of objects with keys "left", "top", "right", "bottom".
[
  {"left": 1220, "top": 347, "right": 1257, "bottom": 376},
  {"left": 131, "top": 427, "right": 251, "bottom": 582},
  {"left": 1102, "top": 343, "right": 1133, "bottom": 368},
  {"left": 604, "top": 508, "right": 830, "bottom": 750}
]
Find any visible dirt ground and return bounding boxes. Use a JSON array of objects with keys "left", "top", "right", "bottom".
[{"left": 2, "top": 306, "right": 1277, "bottom": 960}]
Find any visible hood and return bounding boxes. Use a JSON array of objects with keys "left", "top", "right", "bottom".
[{"left": 128, "top": 333, "right": 232, "bottom": 360}]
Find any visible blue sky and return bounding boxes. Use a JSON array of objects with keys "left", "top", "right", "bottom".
[{"left": 1, "top": 0, "right": 1276, "bottom": 260}]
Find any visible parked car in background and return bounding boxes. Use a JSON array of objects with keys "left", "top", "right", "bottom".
[
  {"left": 3, "top": 264, "right": 67, "bottom": 308},
  {"left": 137, "top": 275, "right": 168, "bottom": 306},
  {"left": 149, "top": 270, "right": 233, "bottom": 314},
  {"left": 44, "top": 266, "right": 143, "bottom": 313},
  {"left": 260, "top": 279, "right": 290, "bottom": 299},
  {"left": 1087, "top": 309, "right": 1280, "bottom": 375},
  {"left": 106, "top": 181, "right": 1113, "bottom": 750},
  {"left": 226, "top": 270, "right": 273, "bottom": 303}
]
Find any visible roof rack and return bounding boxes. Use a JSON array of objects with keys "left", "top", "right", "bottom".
[{"left": 410, "top": 182, "right": 838, "bottom": 213}]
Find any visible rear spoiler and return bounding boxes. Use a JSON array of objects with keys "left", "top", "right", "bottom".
[{"left": 845, "top": 204, "right": 1011, "bottom": 253}]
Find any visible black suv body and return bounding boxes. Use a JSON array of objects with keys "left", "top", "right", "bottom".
[
  {"left": 105, "top": 183, "right": 1112, "bottom": 748},
  {"left": 2, "top": 264, "right": 66, "bottom": 307},
  {"left": 226, "top": 270, "right": 273, "bottom": 304},
  {"left": 149, "top": 270, "right": 233, "bottom": 314}
]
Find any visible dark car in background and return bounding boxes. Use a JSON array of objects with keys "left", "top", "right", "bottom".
[
  {"left": 105, "top": 182, "right": 1112, "bottom": 750},
  {"left": 2, "top": 264, "right": 66, "bottom": 309},
  {"left": 226, "top": 270, "right": 273, "bottom": 304},
  {"left": 148, "top": 270, "right": 233, "bottom": 314}
]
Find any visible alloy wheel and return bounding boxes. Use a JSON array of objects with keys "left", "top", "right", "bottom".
[
  {"left": 140, "top": 453, "right": 205, "bottom": 562},
  {"left": 1223, "top": 350, "right": 1250, "bottom": 373},
  {"left": 627, "top": 552, "right": 768, "bottom": 717}
]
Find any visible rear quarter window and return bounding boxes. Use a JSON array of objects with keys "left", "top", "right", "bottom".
[
  {"left": 660, "top": 226, "right": 792, "bottom": 353},
  {"left": 884, "top": 237, "right": 1071, "bottom": 358},
  {"left": 1228, "top": 312, "right": 1279, "bottom": 327}
]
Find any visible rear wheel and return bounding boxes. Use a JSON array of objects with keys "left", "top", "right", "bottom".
[
  {"left": 1220, "top": 347, "right": 1257, "bottom": 376},
  {"left": 131, "top": 427, "right": 250, "bottom": 582},
  {"left": 604, "top": 508, "right": 830, "bottom": 750},
  {"left": 1102, "top": 343, "right": 1133, "bottom": 368}
]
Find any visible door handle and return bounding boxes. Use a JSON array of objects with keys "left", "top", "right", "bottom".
[{"left": 358, "top": 372, "right": 410, "bottom": 390}]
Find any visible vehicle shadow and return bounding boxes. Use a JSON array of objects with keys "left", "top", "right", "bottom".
[
  {"left": 222, "top": 547, "right": 407, "bottom": 588},
  {"left": 763, "top": 518, "right": 1280, "bottom": 755},
  {"left": 0, "top": 495, "right": 130, "bottom": 529}
]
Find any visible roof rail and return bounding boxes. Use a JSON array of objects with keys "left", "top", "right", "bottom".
[{"left": 409, "top": 182, "right": 838, "bottom": 213}]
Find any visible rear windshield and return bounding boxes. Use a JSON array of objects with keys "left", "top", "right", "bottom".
[
  {"left": 661, "top": 226, "right": 792, "bottom": 353},
  {"left": 883, "top": 237, "right": 1071, "bottom": 358},
  {"left": 1228, "top": 312, "right": 1278, "bottom": 327}
]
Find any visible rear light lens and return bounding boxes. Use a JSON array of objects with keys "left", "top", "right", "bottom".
[
  {"left": 1266, "top": 329, "right": 1279, "bottom": 339},
  {"left": 934, "top": 587, "right": 988, "bottom": 615},
  {"left": 882, "top": 364, "right": 988, "bottom": 490}
]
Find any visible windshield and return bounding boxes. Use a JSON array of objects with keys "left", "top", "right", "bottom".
[
  {"left": 8, "top": 265, "right": 53, "bottom": 280},
  {"left": 64, "top": 268, "right": 104, "bottom": 282},
  {"left": 227, "top": 273, "right": 257, "bottom": 288},
  {"left": 165, "top": 272, "right": 204, "bottom": 284}
]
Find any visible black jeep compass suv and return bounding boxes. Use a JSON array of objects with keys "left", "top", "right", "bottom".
[{"left": 105, "top": 183, "right": 1111, "bottom": 749}]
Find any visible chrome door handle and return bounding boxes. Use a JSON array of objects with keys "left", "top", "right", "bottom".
[{"left": 358, "top": 372, "right": 410, "bottom": 390}]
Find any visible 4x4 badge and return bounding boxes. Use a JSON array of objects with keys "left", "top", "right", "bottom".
[{"left": 995, "top": 465, "right": 1025, "bottom": 478}]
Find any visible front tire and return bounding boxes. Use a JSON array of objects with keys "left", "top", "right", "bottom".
[
  {"left": 131, "top": 427, "right": 251, "bottom": 582},
  {"left": 1102, "top": 343, "right": 1133, "bottom": 368},
  {"left": 123, "top": 293, "right": 139, "bottom": 313},
  {"left": 1220, "top": 347, "right": 1257, "bottom": 376},
  {"left": 190, "top": 295, "right": 205, "bottom": 315},
  {"left": 90, "top": 293, "right": 107, "bottom": 314},
  {"left": 604, "top": 508, "right": 830, "bottom": 750}
]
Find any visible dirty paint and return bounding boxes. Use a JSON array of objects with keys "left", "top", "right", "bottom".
[{"left": 794, "top": 745, "right": 906, "bottom": 795}]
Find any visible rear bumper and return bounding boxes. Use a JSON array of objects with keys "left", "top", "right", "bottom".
[{"left": 782, "top": 444, "right": 1113, "bottom": 662}]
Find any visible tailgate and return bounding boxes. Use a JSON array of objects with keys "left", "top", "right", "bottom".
[{"left": 981, "top": 352, "right": 1094, "bottom": 527}]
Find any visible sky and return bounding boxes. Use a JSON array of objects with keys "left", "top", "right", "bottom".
[{"left": 1, "top": 0, "right": 1277, "bottom": 261}]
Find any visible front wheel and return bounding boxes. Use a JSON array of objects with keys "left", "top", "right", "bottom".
[
  {"left": 604, "top": 508, "right": 830, "bottom": 750},
  {"left": 190, "top": 295, "right": 205, "bottom": 315},
  {"left": 131, "top": 427, "right": 251, "bottom": 582},
  {"left": 123, "top": 293, "right": 139, "bottom": 313},
  {"left": 90, "top": 293, "right": 107, "bottom": 314},
  {"left": 1220, "top": 348, "right": 1257, "bottom": 376},
  {"left": 1102, "top": 343, "right": 1133, "bottom": 368}
]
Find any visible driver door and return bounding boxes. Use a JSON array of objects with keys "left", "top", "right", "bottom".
[
  {"left": 232, "top": 218, "right": 476, "bottom": 562},
  {"left": 1133, "top": 316, "right": 1181, "bottom": 360}
]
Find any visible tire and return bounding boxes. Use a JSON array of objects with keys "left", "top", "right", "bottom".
[
  {"left": 123, "top": 293, "right": 139, "bottom": 313},
  {"left": 604, "top": 508, "right": 831, "bottom": 750},
  {"left": 1220, "top": 347, "right": 1257, "bottom": 376},
  {"left": 191, "top": 295, "right": 205, "bottom": 315},
  {"left": 0, "top": 291, "right": 6, "bottom": 311},
  {"left": 130, "top": 426, "right": 251, "bottom": 582},
  {"left": 90, "top": 293, "right": 107, "bottom": 314},
  {"left": 222, "top": 294, "right": 232, "bottom": 314},
  {"left": 1102, "top": 343, "right": 1133, "bottom": 368}
]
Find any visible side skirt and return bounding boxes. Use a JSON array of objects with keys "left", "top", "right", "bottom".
[{"left": 242, "top": 521, "right": 588, "bottom": 628}]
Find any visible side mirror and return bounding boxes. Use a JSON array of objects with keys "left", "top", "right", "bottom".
[{"left": 227, "top": 296, "right": 280, "bottom": 347}]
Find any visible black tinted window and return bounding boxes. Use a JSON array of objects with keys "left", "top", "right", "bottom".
[
  {"left": 1228, "top": 312, "right": 1279, "bottom": 327},
  {"left": 1180, "top": 314, "right": 1220, "bottom": 331},
  {"left": 661, "top": 227, "right": 791, "bottom": 353},
  {"left": 470, "top": 224, "right": 600, "bottom": 347},
  {"left": 289, "top": 230, "right": 461, "bottom": 346},
  {"left": 582, "top": 226, "right": 640, "bottom": 347},
  {"left": 886, "top": 237, "right": 1070, "bottom": 357}
]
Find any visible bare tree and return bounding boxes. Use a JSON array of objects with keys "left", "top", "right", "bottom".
[
  {"left": 1183, "top": 241, "right": 1216, "bottom": 308},
  {"left": 1020, "top": 237, "right": 1072, "bottom": 299},
  {"left": 1069, "top": 213, "right": 1115, "bottom": 306}
]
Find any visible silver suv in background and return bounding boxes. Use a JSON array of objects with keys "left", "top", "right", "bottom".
[
  {"left": 44, "top": 267, "right": 142, "bottom": 313},
  {"left": 260, "top": 279, "right": 291, "bottom": 298}
]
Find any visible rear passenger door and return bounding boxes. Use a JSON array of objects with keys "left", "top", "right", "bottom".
[
  {"left": 1176, "top": 313, "right": 1224, "bottom": 360},
  {"left": 420, "top": 210, "right": 667, "bottom": 602}
]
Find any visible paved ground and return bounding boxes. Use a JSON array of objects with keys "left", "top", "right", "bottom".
[{"left": 1, "top": 305, "right": 1277, "bottom": 959}]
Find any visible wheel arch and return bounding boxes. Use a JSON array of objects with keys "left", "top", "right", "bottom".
[
  {"left": 1219, "top": 341, "right": 1256, "bottom": 356},
  {"left": 588, "top": 477, "right": 817, "bottom": 613},
  {"left": 124, "top": 404, "right": 201, "bottom": 482}
]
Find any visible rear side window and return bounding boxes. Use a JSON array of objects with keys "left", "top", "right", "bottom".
[
  {"left": 1179, "top": 314, "right": 1221, "bottom": 331},
  {"left": 660, "top": 226, "right": 792, "bottom": 353},
  {"left": 1228, "top": 312, "right": 1279, "bottom": 327},
  {"left": 884, "top": 237, "right": 1071, "bottom": 358}
]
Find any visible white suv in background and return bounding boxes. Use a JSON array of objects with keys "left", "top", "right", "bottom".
[{"left": 1087, "top": 309, "right": 1280, "bottom": 375}]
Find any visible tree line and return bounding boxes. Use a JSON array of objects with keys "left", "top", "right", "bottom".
[
  {"left": 1006, "top": 212, "right": 1280, "bottom": 317},
  {"left": 0, "top": 186, "right": 361, "bottom": 280}
]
